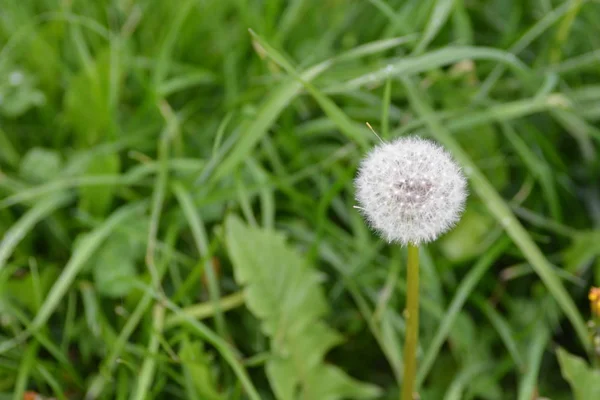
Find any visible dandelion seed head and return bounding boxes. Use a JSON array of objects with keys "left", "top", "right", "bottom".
[{"left": 354, "top": 136, "right": 467, "bottom": 245}]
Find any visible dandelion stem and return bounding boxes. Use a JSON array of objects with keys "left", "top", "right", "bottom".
[{"left": 401, "top": 244, "right": 419, "bottom": 400}]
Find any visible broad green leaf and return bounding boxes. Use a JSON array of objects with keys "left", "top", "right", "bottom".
[
  {"left": 0, "top": 127, "right": 19, "bottom": 167},
  {"left": 563, "top": 231, "right": 600, "bottom": 275},
  {"left": 557, "top": 347, "right": 600, "bottom": 400},
  {"left": 19, "top": 148, "right": 62, "bottom": 183},
  {"left": 226, "top": 215, "right": 381, "bottom": 400},
  {"left": 456, "top": 124, "right": 508, "bottom": 190},
  {"left": 90, "top": 218, "right": 147, "bottom": 298},
  {"left": 63, "top": 47, "right": 114, "bottom": 146},
  {"left": 78, "top": 153, "right": 121, "bottom": 218},
  {"left": 92, "top": 242, "right": 137, "bottom": 298},
  {"left": 438, "top": 205, "right": 495, "bottom": 263},
  {"left": 2, "top": 265, "right": 58, "bottom": 313},
  {"left": 0, "top": 68, "right": 45, "bottom": 118}
]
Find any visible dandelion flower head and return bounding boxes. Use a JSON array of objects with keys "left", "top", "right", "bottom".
[{"left": 355, "top": 136, "right": 467, "bottom": 245}]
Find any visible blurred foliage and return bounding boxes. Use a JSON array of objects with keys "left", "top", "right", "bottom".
[{"left": 0, "top": 0, "right": 600, "bottom": 399}]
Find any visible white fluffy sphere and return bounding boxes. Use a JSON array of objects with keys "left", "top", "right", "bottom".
[{"left": 355, "top": 136, "right": 467, "bottom": 245}]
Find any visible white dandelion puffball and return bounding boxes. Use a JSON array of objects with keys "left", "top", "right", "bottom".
[{"left": 355, "top": 136, "right": 467, "bottom": 245}]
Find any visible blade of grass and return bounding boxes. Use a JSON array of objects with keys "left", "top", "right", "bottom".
[
  {"left": 401, "top": 76, "right": 590, "bottom": 350},
  {"left": 61, "top": 290, "right": 77, "bottom": 352},
  {"left": 0, "top": 127, "right": 19, "bottom": 167},
  {"left": 152, "top": 0, "right": 196, "bottom": 89},
  {"left": 131, "top": 304, "right": 166, "bottom": 400},
  {"left": 79, "top": 282, "right": 101, "bottom": 338},
  {"left": 0, "top": 192, "right": 72, "bottom": 272},
  {"left": 12, "top": 341, "right": 39, "bottom": 400},
  {"left": 172, "top": 182, "right": 228, "bottom": 339},
  {"left": 147, "top": 100, "right": 179, "bottom": 289},
  {"left": 517, "top": 326, "right": 550, "bottom": 400},
  {"left": 549, "top": 49, "right": 600, "bottom": 74},
  {"left": 413, "top": 0, "right": 456, "bottom": 55},
  {"left": 381, "top": 77, "right": 392, "bottom": 139},
  {"left": 549, "top": 0, "right": 583, "bottom": 64},
  {"left": 417, "top": 237, "right": 509, "bottom": 387},
  {"left": 37, "top": 364, "right": 67, "bottom": 400},
  {"left": 393, "top": 94, "right": 562, "bottom": 138},
  {"left": 235, "top": 176, "right": 258, "bottom": 227},
  {"left": 164, "top": 292, "right": 246, "bottom": 328},
  {"left": 366, "top": 0, "right": 402, "bottom": 25},
  {"left": 443, "top": 362, "right": 494, "bottom": 400},
  {"left": 0, "top": 175, "right": 132, "bottom": 209},
  {"left": 335, "top": 35, "right": 418, "bottom": 62},
  {"left": 501, "top": 123, "right": 562, "bottom": 221},
  {"left": 212, "top": 112, "right": 234, "bottom": 156},
  {"left": 325, "top": 46, "right": 531, "bottom": 94},
  {"left": 247, "top": 159, "right": 275, "bottom": 229},
  {"left": 474, "top": 296, "right": 526, "bottom": 371}
]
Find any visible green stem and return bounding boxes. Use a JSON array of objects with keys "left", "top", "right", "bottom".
[{"left": 401, "top": 244, "right": 420, "bottom": 400}]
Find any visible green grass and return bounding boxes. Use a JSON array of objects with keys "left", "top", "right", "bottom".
[{"left": 1, "top": 0, "right": 600, "bottom": 399}]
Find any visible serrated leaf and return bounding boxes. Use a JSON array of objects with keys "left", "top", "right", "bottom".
[
  {"left": 227, "top": 215, "right": 328, "bottom": 339},
  {"left": 226, "top": 215, "right": 380, "bottom": 400},
  {"left": 266, "top": 358, "right": 297, "bottom": 400},
  {"left": 557, "top": 347, "right": 600, "bottom": 400},
  {"left": 303, "top": 364, "right": 382, "bottom": 400}
]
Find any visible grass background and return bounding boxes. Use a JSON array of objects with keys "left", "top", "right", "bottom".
[{"left": 1, "top": 0, "right": 600, "bottom": 399}]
